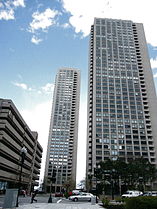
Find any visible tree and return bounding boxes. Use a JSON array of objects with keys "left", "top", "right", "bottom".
[
  {"left": 63, "top": 178, "right": 75, "bottom": 193},
  {"left": 86, "top": 173, "right": 93, "bottom": 192},
  {"left": 127, "top": 157, "right": 157, "bottom": 192},
  {"left": 97, "top": 157, "right": 157, "bottom": 194}
]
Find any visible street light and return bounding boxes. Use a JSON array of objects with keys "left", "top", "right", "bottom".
[
  {"left": 94, "top": 165, "right": 100, "bottom": 203},
  {"left": 111, "top": 169, "right": 115, "bottom": 200},
  {"left": 16, "top": 146, "right": 27, "bottom": 207},
  {"left": 48, "top": 168, "right": 56, "bottom": 203}
]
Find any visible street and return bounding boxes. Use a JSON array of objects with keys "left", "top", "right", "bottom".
[
  {"left": 0, "top": 194, "right": 103, "bottom": 209},
  {"left": 0, "top": 194, "right": 60, "bottom": 208},
  {"left": 18, "top": 203, "right": 103, "bottom": 209}
]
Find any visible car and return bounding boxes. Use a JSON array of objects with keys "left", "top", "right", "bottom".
[
  {"left": 55, "top": 192, "right": 63, "bottom": 197},
  {"left": 72, "top": 190, "right": 81, "bottom": 195},
  {"left": 20, "top": 189, "right": 26, "bottom": 197},
  {"left": 122, "top": 190, "right": 143, "bottom": 198},
  {"left": 69, "top": 192, "right": 96, "bottom": 202},
  {"left": 143, "top": 191, "right": 152, "bottom": 196},
  {"left": 143, "top": 191, "right": 157, "bottom": 196},
  {"left": 151, "top": 191, "right": 157, "bottom": 196}
]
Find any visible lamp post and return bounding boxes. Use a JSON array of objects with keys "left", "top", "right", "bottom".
[
  {"left": 111, "top": 169, "right": 115, "bottom": 200},
  {"left": 16, "top": 146, "right": 27, "bottom": 207},
  {"left": 48, "top": 168, "right": 56, "bottom": 203},
  {"left": 94, "top": 165, "right": 100, "bottom": 203}
]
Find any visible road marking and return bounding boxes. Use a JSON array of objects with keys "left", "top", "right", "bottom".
[{"left": 57, "top": 199, "right": 62, "bottom": 203}]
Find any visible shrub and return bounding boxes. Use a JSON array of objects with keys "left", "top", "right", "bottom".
[
  {"left": 125, "top": 196, "right": 157, "bottom": 209},
  {"left": 115, "top": 196, "right": 123, "bottom": 203},
  {"left": 64, "top": 192, "right": 69, "bottom": 199},
  {"left": 102, "top": 197, "right": 125, "bottom": 209},
  {"left": 102, "top": 197, "right": 110, "bottom": 208},
  {"left": 107, "top": 205, "right": 125, "bottom": 209}
]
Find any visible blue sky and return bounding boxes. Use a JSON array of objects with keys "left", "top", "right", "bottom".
[{"left": 1, "top": 0, "right": 157, "bottom": 184}]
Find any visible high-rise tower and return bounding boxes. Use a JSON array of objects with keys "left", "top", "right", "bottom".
[
  {"left": 44, "top": 68, "right": 80, "bottom": 193},
  {"left": 86, "top": 18, "right": 157, "bottom": 177}
]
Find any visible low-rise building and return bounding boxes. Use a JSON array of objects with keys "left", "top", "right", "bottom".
[{"left": 0, "top": 99, "right": 43, "bottom": 193}]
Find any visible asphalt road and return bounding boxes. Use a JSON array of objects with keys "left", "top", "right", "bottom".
[
  {"left": 18, "top": 203, "right": 103, "bottom": 209},
  {"left": 0, "top": 194, "right": 60, "bottom": 207},
  {"left": 0, "top": 194, "right": 101, "bottom": 208}
]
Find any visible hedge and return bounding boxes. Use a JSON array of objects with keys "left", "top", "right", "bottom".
[
  {"left": 106, "top": 205, "right": 125, "bottom": 209},
  {"left": 125, "top": 196, "right": 157, "bottom": 209}
]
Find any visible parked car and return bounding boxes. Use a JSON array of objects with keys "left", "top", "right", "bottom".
[
  {"left": 143, "top": 191, "right": 157, "bottom": 196},
  {"left": 72, "top": 190, "right": 81, "bottom": 195},
  {"left": 143, "top": 191, "right": 152, "bottom": 196},
  {"left": 55, "top": 192, "right": 63, "bottom": 197},
  {"left": 151, "top": 191, "right": 157, "bottom": 196},
  {"left": 122, "top": 190, "right": 143, "bottom": 198},
  {"left": 69, "top": 192, "right": 95, "bottom": 202},
  {"left": 20, "top": 190, "right": 26, "bottom": 197}
]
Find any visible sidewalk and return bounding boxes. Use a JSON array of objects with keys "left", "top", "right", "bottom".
[{"left": 18, "top": 203, "right": 103, "bottom": 209}]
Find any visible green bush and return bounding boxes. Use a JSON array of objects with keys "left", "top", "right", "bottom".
[
  {"left": 125, "top": 196, "right": 157, "bottom": 209},
  {"left": 102, "top": 197, "right": 125, "bottom": 209},
  {"left": 64, "top": 192, "right": 69, "bottom": 199},
  {"left": 115, "top": 196, "right": 124, "bottom": 203},
  {"left": 102, "top": 197, "right": 110, "bottom": 208},
  {"left": 107, "top": 205, "right": 125, "bottom": 209}
]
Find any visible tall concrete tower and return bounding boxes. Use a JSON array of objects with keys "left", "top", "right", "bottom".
[
  {"left": 44, "top": 68, "right": 80, "bottom": 193},
  {"left": 86, "top": 18, "right": 157, "bottom": 177}
]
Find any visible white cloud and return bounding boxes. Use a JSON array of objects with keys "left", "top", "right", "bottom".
[
  {"left": 0, "top": 9, "right": 14, "bottom": 20},
  {"left": 61, "top": 0, "right": 157, "bottom": 46},
  {"left": 154, "top": 73, "right": 157, "bottom": 78},
  {"left": 13, "top": 82, "right": 29, "bottom": 90},
  {"left": 61, "top": 0, "right": 111, "bottom": 36},
  {"left": 29, "top": 8, "right": 60, "bottom": 44},
  {"left": 13, "top": 0, "right": 25, "bottom": 8},
  {"left": 13, "top": 81, "right": 55, "bottom": 96},
  {"left": 41, "top": 83, "right": 54, "bottom": 94},
  {"left": 150, "top": 57, "right": 157, "bottom": 69},
  {"left": 0, "top": 0, "right": 25, "bottom": 20},
  {"left": 20, "top": 100, "right": 52, "bottom": 180},
  {"left": 29, "top": 8, "right": 59, "bottom": 33},
  {"left": 31, "top": 36, "right": 43, "bottom": 45}
]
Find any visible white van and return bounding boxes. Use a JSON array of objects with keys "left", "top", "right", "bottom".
[{"left": 122, "top": 190, "right": 142, "bottom": 198}]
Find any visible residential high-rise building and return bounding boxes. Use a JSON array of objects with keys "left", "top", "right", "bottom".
[
  {"left": 86, "top": 18, "right": 157, "bottom": 179},
  {"left": 44, "top": 68, "right": 80, "bottom": 193}
]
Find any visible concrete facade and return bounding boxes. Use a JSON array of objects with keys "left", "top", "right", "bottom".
[
  {"left": 44, "top": 68, "right": 80, "bottom": 193},
  {"left": 0, "top": 99, "right": 43, "bottom": 193},
  {"left": 86, "top": 18, "right": 157, "bottom": 178}
]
